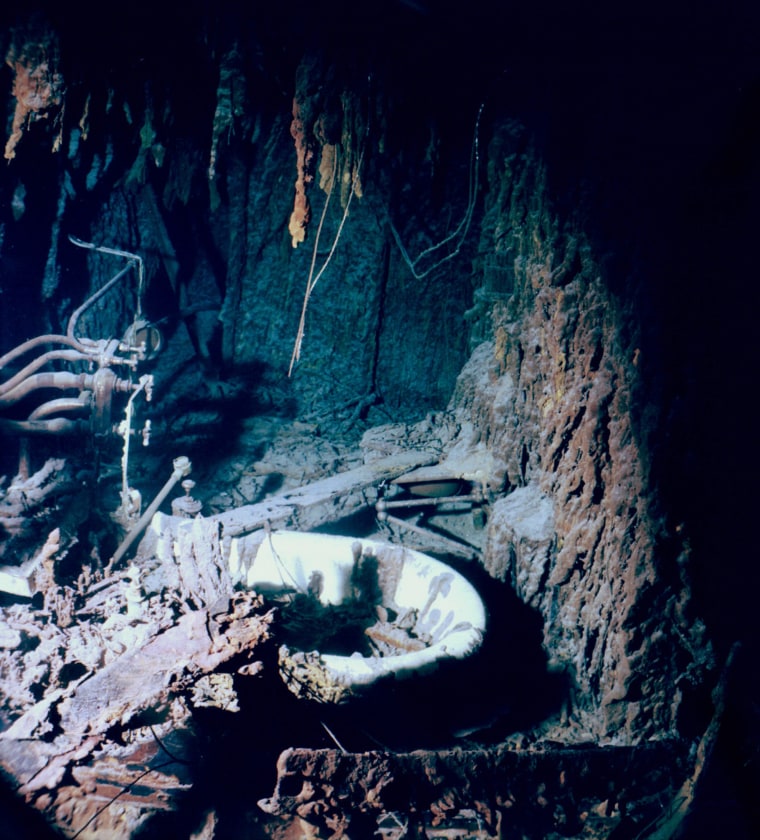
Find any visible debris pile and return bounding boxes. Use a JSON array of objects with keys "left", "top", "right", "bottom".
[{"left": 0, "top": 515, "right": 275, "bottom": 837}]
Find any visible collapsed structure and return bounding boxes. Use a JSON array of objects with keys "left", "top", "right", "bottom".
[{"left": 1, "top": 4, "right": 756, "bottom": 839}]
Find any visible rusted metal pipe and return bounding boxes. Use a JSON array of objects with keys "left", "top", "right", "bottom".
[
  {"left": 0, "top": 334, "right": 86, "bottom": 369},
  {"left": 0, "top": 349, "right": 92, "bottom": 395},
  {"left": 28, "top": 396, "right": 91, "bottom": 420},
  {"left": 376, "top": 491, "right": 484, "bottom": 511},
  {"left": 66, "top": 263, "right": 134, "bottom": 342},
  {"left": 0, "top": 417, "right": 84, "bottom": 435},
  {"left": 0, "top": 372, "right": 94, "bottom": 406},
  {"left": 67, "top": 235, "right": 146, "bottom": 340}
]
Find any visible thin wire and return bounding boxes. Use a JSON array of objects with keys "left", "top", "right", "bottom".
[
  {"left": 264, "top": 522, "right": 304, "bottom": 594},
  {"left": 288, "top": 145, "right": 365, "bottom": 376},
  {"left": 70, "top": 758, "right": 180, "bottom": 839},
  {"left": 288, "top": 151, "right": 337, "bottom": 376},
  {"left": 390, "top": 101, "right": 484, "bottom": 281},
  {"left": 148, "top": 724, "right": 193, "bottom": 766},
  {"left": 320, "top": 720, "right": 349, "bottom": 754}
]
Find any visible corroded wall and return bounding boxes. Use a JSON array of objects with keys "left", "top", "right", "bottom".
[{"left": 453, "top": 120, "right": 714, "bottom": 742}]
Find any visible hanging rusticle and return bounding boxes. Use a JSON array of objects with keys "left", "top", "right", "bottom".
[
  {"left": 4, "top": 22, "right": 65, "bottom": 160},
  {"left": 288, "top": 93, "right": 314, "bottom": 247},
  {"left": 286, "top": 59, "right": 370, "bottom": 372},
  {"left": 208, "top": 44, "right": 249, "bottom": 211}
]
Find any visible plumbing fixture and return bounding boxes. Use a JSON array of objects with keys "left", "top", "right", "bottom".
[
  {"left": 124, "top": 563, "right": 145, "bottom": 619},
  {"left": 235, "top": 530, "right": 486, "bottom": 703},
  {"left": 171, "top": 479, "right": 203, "bottom": 518},
  {"left": 0, "top": 237, "right": 161, "bottom": 482},
  {"left": 107, "top": 456, "right": 193, "bottom": 573},
  {"left": 122, "top": 319, "right": 163, "bottom": 361}
]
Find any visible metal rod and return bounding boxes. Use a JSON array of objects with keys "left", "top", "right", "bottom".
[
  {"left": 106, "top": 456, "right": 192, "bottom": 573},
  {"left": 376, "top": 492, "right": 483, "bottom": 511}
]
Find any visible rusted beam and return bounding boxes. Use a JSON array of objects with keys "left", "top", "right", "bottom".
[{"left": 259, "top": 740, "right": 688, "bottom": 834}]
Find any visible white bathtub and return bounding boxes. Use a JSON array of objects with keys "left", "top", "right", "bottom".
[{"left": 229, "top": 530, "right": 487, "bottom": 702}]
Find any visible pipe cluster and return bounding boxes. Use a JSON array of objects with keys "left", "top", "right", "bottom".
[{"left": 0, "top": 238, "right": 157, "bottom": 477}]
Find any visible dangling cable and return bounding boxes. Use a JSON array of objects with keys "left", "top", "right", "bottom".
[
  {"left": 390, "top": 101, "right": 484, "bottom": 280},
  {"left": 288, "top": 150, "right": 338, "bottom": 377},
  {"left": 287, "top": 74, "right": 373, "bottom": 376},
  {"left": 288, "top": 144, "right": 365, "bottom": 376}
]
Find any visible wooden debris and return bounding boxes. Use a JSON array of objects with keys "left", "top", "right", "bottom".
[
  {"left": 0, "top": 592, "right": 273, "bottom": 836},
  {"left": 173, "top": 517, "right": 232, "bottom": 610},
  {"left": 210, "top": 449, "right": 438, "bottom": 537}
]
